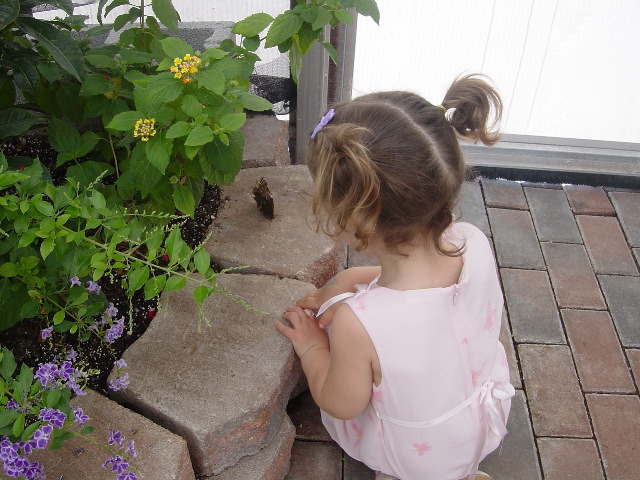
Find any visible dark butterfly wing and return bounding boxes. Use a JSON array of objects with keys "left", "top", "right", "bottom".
[{"left": 252, "top": 177, "right": 275, "bottom": 220}]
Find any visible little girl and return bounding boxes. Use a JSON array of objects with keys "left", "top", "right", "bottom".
[{"left": 276, "top": 74, "right": 514, "bottom": 480}]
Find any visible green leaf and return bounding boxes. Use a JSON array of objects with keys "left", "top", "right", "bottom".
[
  {"left": 21, "top": 421, "right": 41, "bottom": 443},
  {"left": 165, "top": 275, "right": 186, "bottom": 292},
  {"left": 152, "top": 0, "right": 181, "bottom": 33},
  {"left": 66, "top": 161, "right": 114, "bottom": 190},
  {"left": 195, "top": 68, "right": 225, "bottom": 95},
  {"left": 232, "top": 12, "right": 274, "bottom": 37},
  {"left": 161, "top": 37, "right": 194, "bottom": 60},
  {"left": 185, "top": 125, "right": 213, "bottom": 146},
  {"left": 265, "top": 11, "right": 304, "bottom": 48},
  {"left": 193, "top": 248, "right": 210, "bottom": 275},
  {"left": 180, "top": 95, "right": 202, "bottom": 118},
  {"left": 0, "top": 263, "right": 18, "bottom": 278},
  {"left": 2, "top": 54, "right": 39, "bottom": 91},
  {"left": 0, "top": 0, "right": 19, "bottom": 30},
  {"left": 354, "top": 0, "right": 380, "bottom": 24},
  {"left": 53, "top": 310, "right": 66, "bottom": 325},
  {"left": 0, "top": 109, "right": 41, "bottom": 138},
  {"left": 119, "top": 48, "right": 154, "bottom": 65},
  {"left": 192, "top": 285, "right": 210, "bottom": 304},
  {"left": 311, "top": 7, "right": 332, "bottom": 31},
  {"left": 34, "top": 200, "right": 54, "bottom": 217},
  {"left": 289, "top": 43, "right": 303, "bottom": 85},
  {"left": 333, "top": 8, "right": 353, "bottom": 25},
  {"left": 144, "top": 274, "right": 166, "bottom": 299},
  {"left": 219, "top": 113, "right": 246, "bottom": 131},
  {"left": 128, "top": 265, "right": 149, "bottom": 292},
  {"left": 15, "top": 17, "right": 85, "bottom": 82},
  {"left": 166, "top": 121, "right": 191, "bottom": 139},
  {"left": 40, "top": 237, "right": 55, "bottom": 260},
  {"left": 0, "top": 79, "right": 16, "bottom": 107},
  {"left": 173, "top": 184, "right": 195, "bottom": 217},
  {"left": 80, "top": 73, "right": 113, "bottom": 96},
  {"left": 242, "top": 35, "right": 261, "bottom": 52},
  {"left": 145, "top": 133, "right": 172, "bottom": 174},
  {"left": 146, "top": 73, "right": 184, "bottom": 104},
  {"left": 322, "top": 41, "right": 339, "bottom": 65},
  {"left": 84, "top": 54, "right": 118, "bottom": 69},
  {"left": 0, "top": 347, "right": 17, "bottom": 380},
  {"left": 107, "top": 111, "right": 145, "bottom": 131},
  {"left": 238, "top": 92, "right": 273, "bottom": 112},
  {"left": 13, "top": 414, "right": 24, "bottom": 437},
  {"left": 48, "top": 117, "right": 81, "bottom": 160}
]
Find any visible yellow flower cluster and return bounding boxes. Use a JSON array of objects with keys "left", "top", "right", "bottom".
[
  {"left": 133, "top": 118, "right": 157, "bottom": 141},
  {"left": 170, "top": 54, "right": 201, "bottom": 84}
]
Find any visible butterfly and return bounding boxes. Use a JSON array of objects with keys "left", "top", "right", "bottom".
[{"left": 252, "top": 177, "right": 274, "bottom": 219}]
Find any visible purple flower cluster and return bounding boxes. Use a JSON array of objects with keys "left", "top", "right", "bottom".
[
  {"left": 73, "top": 406, "right": 89, "bottom": 425},
  {"left": 0, "top": 431, "right": 49, "bottom": 480},
  {"left": 38, "top": 408, "right": 67, "bottom": 429},
  {"left": 40, "top": 326, "right": 53, "bottom": 340},
  {"left": 103, "top": 431, "right": 138, "bottom": 480},
  {"left": 105, "top": 317, "right": 125, "bottom": 344},
  {"left": 108, "top": 359, "right": 129, "bottom": 392},
  {"left": 34, "top": 353, "right": 86, "bottom": 396},
  {"left": 86, "top": 280, "right": 101, "bottom": 294}
]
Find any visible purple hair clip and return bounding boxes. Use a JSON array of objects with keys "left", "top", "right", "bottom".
[{"left": 310, "top": 109, "right": 335, "bottom": 139}]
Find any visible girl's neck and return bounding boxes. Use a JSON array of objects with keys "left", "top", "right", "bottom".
[{"left": 371, "top": 237, "right": 463, "bottom": 291}]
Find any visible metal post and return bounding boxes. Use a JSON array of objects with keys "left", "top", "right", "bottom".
[{"left": 328, "top": 9, "right": 357, "bottom": 105}]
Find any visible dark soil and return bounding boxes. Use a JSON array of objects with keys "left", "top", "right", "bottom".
[{"left": 0, "top": 134, "right": 222, "bottom": 395}]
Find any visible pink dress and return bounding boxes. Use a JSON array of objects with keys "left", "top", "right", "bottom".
[{"left": 321, "top": 222, "right": 514, "bottom": 480}]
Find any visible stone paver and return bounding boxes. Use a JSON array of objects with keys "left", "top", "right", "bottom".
[
  {"left": 487, "top": 208, "right": 545, "bottom": 270},
  {"left": 215, "top": 415, "right": 295, "bottom": 480},
  {"left": 242, "top": 116, "right": 291, "bottom": 168},
  {"left": 564, "top": 184, "right": 615, "bottom": 215},
  {"left": 500, "top": 310, "right": 522, "bottom": 389},
  {"left": 286, "top": 441, "right": 342, "bottom": 480},
  {"left": 562, "top": 309, "right": 635, "bottom": 393},
  {"left": 481, "top": 178, "right": 528, "bottom": 210},
  {"left": 586, "top": 394, "right": 640, "bottom": 480},
  {"left": 110, "top": 274, "right": 310, "bottom": 476},
  {"left": 518, "top": 344, "right": 591, "bottom": 437},
  {"left": 206, "top": 165, "right": 345, "bottom": 288},
  {"left": 480, "top": 390, "right": 542, "bottom": 480},
  {"left": 598, "top": 275, "right": 640, "bottom": 348},
  {"left": 287, "top": 390, "right": 332, "bottom": 442},
  {"left": 634, "top": 248, "right": 640, "bottom": 266},
  {"left": 576, "top": 215, "right": 638, "bottom": 275},
  {"left": 627, "top": 349, "right": 640, "bottom": 390},
  {"left": 31, "top": 390, "right": 195, "bottom": 480},
  {"left": 343, "top": 453, "right": 376, "bottom": 480},
  {"left": 537, "top": 438, "right": 604, "bottom": 480},
  {"left": 610, "top": 191, "right": 640, "bottom": 247},
  {"left": 525, "top": 187, "right": 582, "bottom": 243},
  {"left": 541, "top": 243, "right": 606, "bottom": 310},
  {"left": 501, "top": 269, "right": 564, "bottom": 344},
  {"left": 458, "top": 180, "right": 491, "bottom": 237}
]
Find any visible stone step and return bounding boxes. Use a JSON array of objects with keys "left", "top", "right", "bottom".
[
  {"left": 242, "top": 115, "right": 292, "bottom": 168},
  {"left": 109, "top": 273, "right": 314, "bottom": 476},
  {"left": 205, "top": 165, "right": 345, "bottom": 288},
  {"left": 31, "top": 390, "right": 195, "bottom": 480}
]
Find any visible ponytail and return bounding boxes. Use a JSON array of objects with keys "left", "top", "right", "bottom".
[
  {"left": 310, "top": 123, "right": 382, "bottom": 250},
  {"left": 442, "top": 74, "right": 502, "bottom": 146}
]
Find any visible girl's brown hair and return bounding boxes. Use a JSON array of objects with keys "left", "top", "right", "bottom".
[{"left": 307, "top": 74, "right": 502, "bottom": 256}]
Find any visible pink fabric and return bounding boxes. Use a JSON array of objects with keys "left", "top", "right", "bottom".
[{"left": 321, "top": 223, "right": 513, "bottom": 480}]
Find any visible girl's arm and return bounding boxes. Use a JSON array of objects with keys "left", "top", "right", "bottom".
[
  {"left": 277, "top": 304, "right": 375, "bottom": 420},
  {"left": 297, "top": 266, "right": 381, "bottom": 327}
]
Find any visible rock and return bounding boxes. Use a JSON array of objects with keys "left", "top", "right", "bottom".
[{"left": 242, "top": 116, "right": 292, "bottom": 168}]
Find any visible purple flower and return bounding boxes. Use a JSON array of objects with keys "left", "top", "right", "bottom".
[
  {"left": 5, "top": 399, "right": 21, "bottom": 412},
  {"left": 34, "top": 363, "right": 61, "bottom": 390},
  {"left": 108, "top": 430, "right": 125, "bottom": 449},
  {"left": 86, "top": 280, "right": 101, "bottom": 294},
  {"left": 69, "top": 276, "right": 81, "bottom": 286},
  {"left": 117, "top": 472, "right": 138, "bottom": 480},
  {"left": 108, "top": 373, "right": 129, "bottom": 392},
  {"left": 22, "top": 426, "right": 52, "bottom": 454},
  {"left": 38, "top": 408, "right": 66, "bottom": 429},
  {"left": 40, "top": 326, "right": 53, "bottom": 340},
  {"left": 103, "top": 455, "right": 129, "bottom": 474},
  {"left": 66, "top": 348, "right": 77, "bottom": 363},
  {"left": 72, "top": 407, "right": 89, "bottom": 425},
  {"left": 127, "top": 440, "right": 137, "bottom": 458},
  {"left": 115, "top": 359, "right": 127, "bottom": 369},
  {"left": 105, "top": 317, "right": 125, "bottom": 344},
  {"left": 103, "top": 303, "right": 118, "bottom": 319},
  {"left": 59, "top": 361, "right": 75, "bottom": 381}
]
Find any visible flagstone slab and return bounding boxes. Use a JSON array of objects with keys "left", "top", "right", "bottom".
[
  {"left": 31, "top": 390, "right": 195, "bottom": 480},
  {"left": 109, "top": 274, "right": 311, "bottom": 476},
  {"left": 206, "top": 165, "right": 345, "bottom": 288}
]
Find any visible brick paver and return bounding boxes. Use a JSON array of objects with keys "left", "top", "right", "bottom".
[
  {"left": 576, "top": 215, "right": 639, "bottom": 275},
  {"left": 525, "top": 187, "right": 582, "bottom": 243},
  {"left": 537, "top": 437, "right": 605, "bottom": 480},
  {"left": 562, "top": 309, "right": 635, "bottom": 393},
  {"left": 541, "top": 242, "right": 606, "bottom": 309},
  {"left": 481, "top": 178, "right": 528, "bottom": 210},
  {"left": 501, "top": 269, "right": 564, "bottom": 344},
  {"left": 458, "top": 180, "right": 491, "bottom": 237},
  {"left": 500, "top": 310, "right": 522, "bottom": 389},
  {"left": 609, "top": 191, "right": 640, "bottom": 247},
  {"left": 634, "top": 248, "right": 640, "bottom": 266},
  {"left": 488, "top": 208, "right": 545, "bottom": 270},
  {"left": 286, "top": 441, "right": 342, "bottom": 480},
  {"left": 518, "top": 344, "right": 591, "bottom": 437},
  {"left": 599, "top": 275, "right": 640, "bottom": 348},
  {"left": 564, "top": 184, "right": 615, "bottom": 215},
  {"left": 627, "top": 349, "right": 640, "bottom": 390},
  {"left": 586, "top": 394, "right": 640, "bottom": 480}
]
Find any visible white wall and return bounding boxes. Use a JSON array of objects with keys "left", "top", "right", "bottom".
[{"left": 353, "top": 0, "right": 640, "bottom": 144}]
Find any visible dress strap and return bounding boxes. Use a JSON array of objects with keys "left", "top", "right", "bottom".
[{"left": 316, "top": 275, "right": 381, "bottom": 317}]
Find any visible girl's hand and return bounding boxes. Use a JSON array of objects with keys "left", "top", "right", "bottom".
[{"left": 276, "top": 306, "right": 329, "bottom": 360}]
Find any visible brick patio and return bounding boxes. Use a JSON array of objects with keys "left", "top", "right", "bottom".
[{"left": 285, "top": 178, "right": 640, "bottom": 480}]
